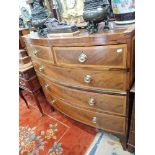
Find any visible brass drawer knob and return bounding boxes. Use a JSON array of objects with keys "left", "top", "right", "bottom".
[
  {"left": 51, "top": 99, "right": 56, "bottom": 105},
  {"left": 88, "top": 98, "right": 96, "bottom": 106},
  {"left": 44, "top": 84, "right": 49, "bottom": 89},
  {"left": 39, "top": 65, "right": 44, "bottom": 72},
  {"left": 84, "top": 75, "right": 92, "bottom": 83},
  {"left": 92, "top": 117, "right": 97, "bottom": 123},
  {"left": 20, "top": 81, "right": 25, "bottom": 86},
  {"left": 78, "top": 52, "right": 87, "bottom": 63},
  {"left": 33, "top": 49, "right": 38, "bottom": 55}
]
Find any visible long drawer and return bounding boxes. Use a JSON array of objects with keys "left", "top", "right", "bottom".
[
  {"left": 26, "top": 44, "right": 54, "bottom": 64},
  {"left": 33, "top": 60, "right": 128, "bottom": 91},
  {"left": 53, "top": 44, "right": 127, "bottom": 69},
  {"left": 43, "top": 91, "right": 126, "bottom": 135},
  {"left": 37, "top": 74, "right": 127, "bottom": 116}
]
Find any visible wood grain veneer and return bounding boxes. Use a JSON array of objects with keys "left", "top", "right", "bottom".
[
  {"left": 32, "top": 59, "right": 128, "bottom": 92},
  {"left": 37, "top": 73, "right": 127, "bottom": 116},
  {"left": 54, "top": 44, "right": 127, "bottom": 69},
  {"left": 43, "top": 90, "right": 126, "bottom": 135},
  {"left": 26, "top": 44, "right": 54, "bottom": 64}
]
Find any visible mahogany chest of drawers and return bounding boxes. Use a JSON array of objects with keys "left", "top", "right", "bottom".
[{"left": 23, "top": 24, "right": 135, "bottom": 149}]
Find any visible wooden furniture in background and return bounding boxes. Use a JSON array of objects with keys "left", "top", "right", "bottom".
[
  {"left": 19, "top": 28, "right": 30, "bottom": 49},
  {"left": 23, "top": 23, "right": 135, "bottom": 149},
  {"left": 127, "top": 83, "right": 135, "bottom": 152},
  {"left": 19, "top": 67, "right": 43, "bottom": 115},
  {"left": 19, "top": 28, "right": 44, "bottom": 116}
]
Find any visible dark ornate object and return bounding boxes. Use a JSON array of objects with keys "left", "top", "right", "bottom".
[
  {"left": 44, "top": 18, "right": 78, "bottom": 33},
  {"left": 19, "top": 16, "right": 25, "bottom": 28},
  {"left": 83, "top": 0, "right": 111, "bottom": 33},
  {"left": 30, "top": 0, "right": 78, "bottom": 36},
  {"left": 31, "top": 0, "right": 50, "bottom": 36}
]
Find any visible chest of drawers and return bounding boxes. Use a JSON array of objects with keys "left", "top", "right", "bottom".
[{"left": 23, "top": 24, "right": 135, "bottom": 149}]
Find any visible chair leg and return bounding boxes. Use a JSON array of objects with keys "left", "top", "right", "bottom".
[{"left": 19, "top": 88, "right": 29, "bottom": 108}]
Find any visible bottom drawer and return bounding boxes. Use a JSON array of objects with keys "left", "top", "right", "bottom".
[{"left": 44, "top": 90, "right": 126, "bottom": 135}]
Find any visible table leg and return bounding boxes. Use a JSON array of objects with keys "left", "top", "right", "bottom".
[
  {"left": 19, "top": 88, "right": 29, "bottom": 108},
  {"left": 120, "top": 136, "right": 127, "bottom": 150},
  {"left": 32, "top": 91, "right": 44, "bottom": 116},
  {"left": 51, "top": 105, "right": 55, "bottom": 112}
]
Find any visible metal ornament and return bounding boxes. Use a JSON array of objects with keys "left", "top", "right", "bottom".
[
  {"left": 31, "top": 0, "right": 50, "bottom": 36},
  {"left": 44, "top": 18, "right": 78, "bottom": 33},
  {"left": 83, "top": 0, "right": 111, "bottom": 33},
  {"left": 30, "top": 0, "right": 78, "bottom": 36}
]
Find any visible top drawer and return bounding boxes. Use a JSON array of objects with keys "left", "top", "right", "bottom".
[
  {"left": 53, "top": 44, "right": 127, "bottom": 68},
  {"left": 26, "top": 44, "right": 54, "bottom": 64}
]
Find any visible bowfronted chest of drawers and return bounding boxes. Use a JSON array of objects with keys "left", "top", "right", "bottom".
[{"left": 23, "top": 24, "right": 135, "bottom": 149}]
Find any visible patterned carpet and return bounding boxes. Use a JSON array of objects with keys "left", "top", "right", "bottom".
[
  {"left": 19, "top": 90, "right": 96, "bottom": 155},
  {"left": 86, "top": 132, "right": 135, "bottom": 155}
]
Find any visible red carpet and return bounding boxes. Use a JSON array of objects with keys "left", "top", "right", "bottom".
[{"left": 19, "top": 90, "right": 96, "bottom": 155}]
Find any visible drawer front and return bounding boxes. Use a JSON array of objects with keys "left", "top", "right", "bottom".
[
  {"left": 54, "top": 44, "right": 127, "bottom": 68},
  {"left": 19, "top": 67, "right": 36, "bottom": 80},
  {"left": 26, "top": 44, "right": 54, "bottom": 63},
  {"left": 37, "top": 74, "right": 126, "bottom": 116},
  {"left": 44, "top": 92, "right": 126, "bottom": 135},
  {"left": 19, "top": 78, "right": 30, "bottom": 89},
  {"left": 19, "top": 49, "right": 28, "bottom": 58},
  {"left": 19, "top": 56, "right": 31, "bottom": 65},
  {"left": 19, "top": 76, "right": 40, "bottom": 91},
  {"left": 33, "top": 61, "right": 127, "bottom": 91}
]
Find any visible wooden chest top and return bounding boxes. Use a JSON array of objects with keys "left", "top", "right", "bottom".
[{"left": 23, "top": 23, "right": 134, "bottom": 47}]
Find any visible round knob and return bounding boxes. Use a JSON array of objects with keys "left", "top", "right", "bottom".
[
  {"left": 51, "top": 99, "right": 56, "bottom": 105},
  {"left": 19, "top": 73, "right": 22, "bottom": 77},
  {"left": 92, "top": 117, "right": 97, "bottom": 123},
  {"left": 78, "top": 52, "right": 87, "bottom": 63},
  {"left": 39, "top": 65, "right": 44, "bottom": 72},
  {"left": 33, "top": 49, "right": 38, "bottom": 55},
  {"left": 84, "top": 75, "right": 92, "bottom": 83},
  {"left": 20, "top": 81, "right": 25, "bottom": 86},
  {"left": 44, "top": 84, "right": 49, "bottom": 89},
  {"left": 88, "top": 98, "right": 96, "bottom": 106}
]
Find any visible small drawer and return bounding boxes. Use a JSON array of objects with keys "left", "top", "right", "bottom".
[
  {"left": 19, "top": 67, "right": 36, "bottom": 80},
  {"left": 19, "top": 49, "right": 28, "bottom": 58},
  {"left": 19, "top": 76, "right": 40, "bottom": 91},
  {"left": 27, "top": 44, "right": 54, "bottom": 63},
  {"left": 44, "top": 93, "right": 126, "bottom": 135},
  {"left": 19, "top": 56, "right": 31, "bottom": 65},
  {"left": 19, "top": 78, "right": 29, "bottom": 88},
  {"left": 37, "top": 74, "right": 127, "bottom": 116},
  {"left": 54, "top": 44, "right": 127, "bottom": 69},
  {"left": 33, "top": 60, "right": 128, "bottom": 91}
]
